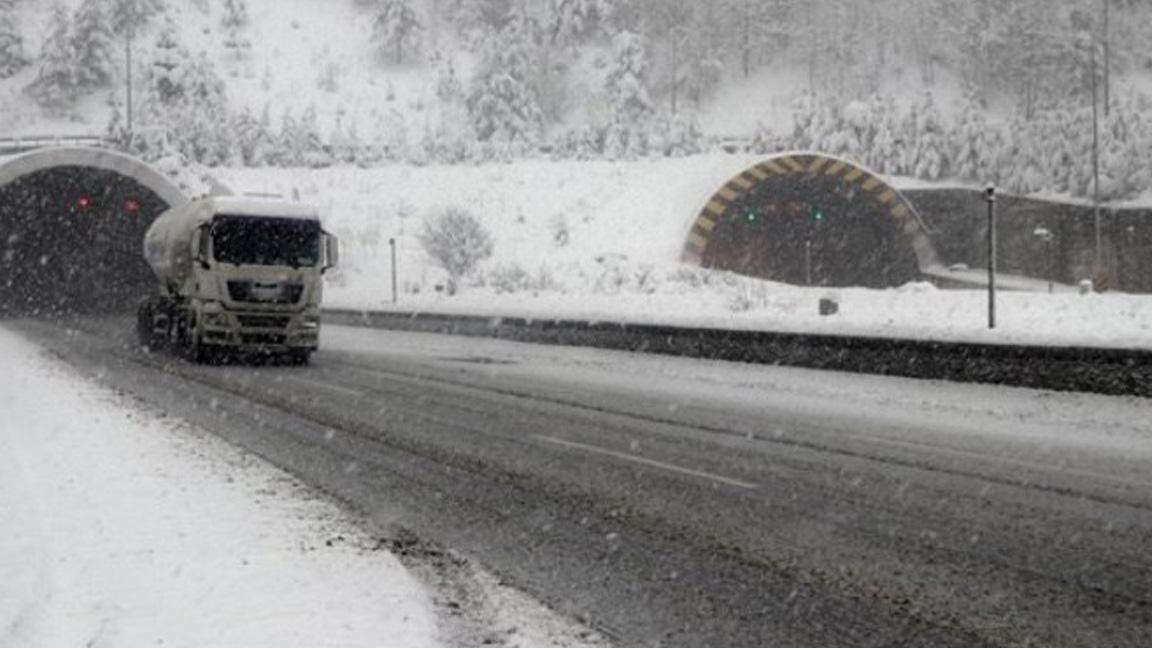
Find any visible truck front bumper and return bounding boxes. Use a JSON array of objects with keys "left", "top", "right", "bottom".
[{"left": 199, "top": 309, "right": 320, "bottom": 352}]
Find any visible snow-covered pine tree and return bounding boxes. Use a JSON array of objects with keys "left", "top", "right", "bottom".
[
  {"left": 144, "top": 22, "right": 184, "bottom": 104},
  {"left": 372, "top": 0, "right": 424, "bottom": 65},
  {"left": 1097, "top": 93, "right": 1152, "bottom": 200},
  {"left": 603, "top": 29, "right": 654, "bottom": 158},
  {"left": 863, "top": 94, "right": 901, "bottom": 175},
  {"left": 221, "top": 0, "right": 252, "bottom": 60},
  {"left": 642, "top": 0, "right": 691, "bottom": 115},
  {"left": 465, "top": 14, "right": 543, "bottom": 148},
  {"left": 221, "top": 0, "right": 248, "bottom": 29},
  {"left": 25, "top": 5, "right": 79, "bottom": 113},
  {"left": 911, "top": 92, "right": 948, "bottom": 180},
  {"left": 72, "top": 0, "right": 117, "bottom": 89},
  {"left": 548, "top": 0, "right": 612, "bottom": 46},
  {"left": 0, "top": 0, "right": 28, "bottom": 79},
  {"left": 328, "top": 111, "right": 358, "bottom": 165},
  {"left": 788, "top": 90, "right": 819, "bottom": 150},
  {"left": 230, "top": 106, "right": 276, "bottom": 166},
  {"left": 298, "top": 105, "right": 332, "bottom": 168},
  {"left": 133, "top": 25, "right": 233, "bottom": 165},
  {"left": 107, "top": 0, "right": 166, "bottom": 37},
  {"left": 106, "top": 100, "right": 128, "bottom": 146},
  {"left": 950, "top": 89, "right": 1001, "bottom": 183}
]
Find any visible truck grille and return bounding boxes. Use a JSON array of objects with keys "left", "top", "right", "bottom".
[
  {"left": 227, "top": 281, "right": 304, "bottom": 304},
  {"left": 237, "top": 315, "right": 291, "bottom": 329},
  {"left": 241, "top": 333, "right": 287, "bottom": 346}
]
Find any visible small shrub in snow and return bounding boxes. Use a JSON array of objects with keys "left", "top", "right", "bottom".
[
  {"left": 418, "top": 207, "right": 494, "bottom": 295},
  {"left": 485, "top": 264, "right": 561, "bottom": 294},
  {"left": 551, "top": 215, "right": 571, "bottom": 247},
  {"left": 728, "top": 278, "right": 771, "bottom": 314},
  {"left": 485, "top": 263, "right": 530, "bottom": 293}
]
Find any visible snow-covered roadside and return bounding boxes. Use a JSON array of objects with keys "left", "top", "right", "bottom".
[
  {"left": 216, "top": 161, "right": 1152, "bottom": 350},
  {"left": 0, "top": 327, "right": 440, "bottom": 648}
]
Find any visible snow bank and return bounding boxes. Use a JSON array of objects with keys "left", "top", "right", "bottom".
[
  {"left": 216, "top": 160, "right": 1152, "bottom": 349},
  {"left": 0, "top": 327, "right": 439, "bottom": 648}
]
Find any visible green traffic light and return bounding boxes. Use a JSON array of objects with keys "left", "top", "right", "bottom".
[
  {"left": 814, "top": 210, "right": 825, "bottom": 222},
  {"left": 746, "top": 212, "right": 757, "bottom": 223}
]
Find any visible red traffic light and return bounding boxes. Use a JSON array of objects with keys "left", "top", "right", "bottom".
[
  {"left": 76, "top": 195, "right": 92, "bottom": 210},
  {"left": 123, "top": 199, "right": 140, "bottom": 214}
]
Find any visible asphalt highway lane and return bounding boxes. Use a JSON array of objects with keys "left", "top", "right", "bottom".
[{"left": 11, "top": 316, "right": 1152, "bottom": 648}]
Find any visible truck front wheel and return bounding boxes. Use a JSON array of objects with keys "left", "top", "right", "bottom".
[
  {"left": 286, "top": 349, "right": 313, "bottom": 366},
  {"left": 137, "top": 300, "right": 163, "bottom": 350}
]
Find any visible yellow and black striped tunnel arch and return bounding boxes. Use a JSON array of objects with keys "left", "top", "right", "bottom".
[{"left": 682, "top": 153, "right": 940, "bottom": 289}]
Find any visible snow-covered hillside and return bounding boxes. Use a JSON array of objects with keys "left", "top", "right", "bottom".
[{"left": 5, "top": 0, "right": 1152, "bottom": 201}]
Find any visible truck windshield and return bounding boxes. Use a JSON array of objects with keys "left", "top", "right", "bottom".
[{"left": 212, "top": 215, "right": 321, "bottom": 268}]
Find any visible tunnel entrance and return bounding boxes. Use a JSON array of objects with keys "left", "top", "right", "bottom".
[
  {"left": 683, "top": 154, "right": 938, "bottom": 289},
  {"left": 0, "top": 165, "right": 171, "bottom": 316}
]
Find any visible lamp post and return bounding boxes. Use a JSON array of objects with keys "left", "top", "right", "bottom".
[
  {"left": 389, "top": 237, "right": 398, "bottom": 304},
  {"left": 804, "top": 239, "right": 812, "bottom": 286},
  {"left": 1033, "top": 226, "right": 1056, "bottom": 294},
  {"left": 986, "top": 185, "right": 997, "bottom": 329}
]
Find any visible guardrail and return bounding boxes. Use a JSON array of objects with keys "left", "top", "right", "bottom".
[
  {"left": 324, "top": 308, "right": 1152, "bottom": 398},
  {"left": 0, "top": 135, "right": 115, "bottom": 155}
]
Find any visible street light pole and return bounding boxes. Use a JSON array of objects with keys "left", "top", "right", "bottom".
[
  {"left": 389, "top": 237, "right": 398, "bottom": 304},
  {"left": 986, "top": 186, "right": 997, "bottom": 330},
  {"left": 804, "top": 239, "right": 812, "bottom": 286},
  {"left": 1034, "top": 227, "right": 1056, "bottom": 295}
]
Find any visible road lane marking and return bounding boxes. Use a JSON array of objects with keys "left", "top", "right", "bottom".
[{"left": 533, "top": 435, "right": 759, "bottom": 490}]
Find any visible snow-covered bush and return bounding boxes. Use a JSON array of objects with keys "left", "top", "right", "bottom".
[
  {"left": 417, "top": 207, "right": 494, "bottom": 295},
  {"left": 484, "top": 263, "right": 558, "bottom": 294}
]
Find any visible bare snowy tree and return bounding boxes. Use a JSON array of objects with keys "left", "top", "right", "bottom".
[{"left": 418, "top": 207, "right": 494, "bottom": 295}]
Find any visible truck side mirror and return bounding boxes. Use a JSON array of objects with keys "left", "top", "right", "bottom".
[
  {"left": 193, "top": 225, "right": 211, "bottom": 270},
  {"left": 322, "top": 232, "right": 339, "bottom": 274}
]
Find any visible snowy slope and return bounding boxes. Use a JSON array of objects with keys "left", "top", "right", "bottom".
[{"left": 1, "top": 0, "right": 464, "bottom": 141}]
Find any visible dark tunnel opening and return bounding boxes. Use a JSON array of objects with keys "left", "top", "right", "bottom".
[
  {"left": 702, "top": 172, "right": 921, "bottom": 289},
  {"left": 0, "top": 166, "right": 169, "bottom": 317}
]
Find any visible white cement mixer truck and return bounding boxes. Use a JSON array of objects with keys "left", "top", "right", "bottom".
[{"left": 137, "top": 196, "right": 338, "bottom": 364}]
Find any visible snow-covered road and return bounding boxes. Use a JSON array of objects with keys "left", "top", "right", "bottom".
[{"left": 9, "top": 315, "right": 1152, "bottom": 648}]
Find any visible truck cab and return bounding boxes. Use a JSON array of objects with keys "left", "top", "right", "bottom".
[{"left": 139, "top": 197, "right": 338, "bottom": 364}]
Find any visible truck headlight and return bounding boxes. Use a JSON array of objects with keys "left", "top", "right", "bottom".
[
  {"left": 299, "top": 318, "right": 320, "bottom": 330},
  {"left": 202, "top": 311, "right": 229, "bottom": 328}
]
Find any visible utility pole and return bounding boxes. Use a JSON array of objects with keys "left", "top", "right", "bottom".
[
  {"left": 742, "top": 0, "right": 751, "bottom": 79},
  {"left": 986, "top": 186, "right": 997, "bottom": 329},
  {"left": 1103, "top": 0, "right": 1110, "bottom": 115},
  {"left": 124, "top": 1, "right": 134, "bottom": 139}
]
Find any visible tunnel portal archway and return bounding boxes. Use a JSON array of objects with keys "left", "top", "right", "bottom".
[
  {"left": 0, "top": 148, "right": 189, "bottom": 316},
  {"left": 682, "top": 153, "right": 939, "bottom": 288}
]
